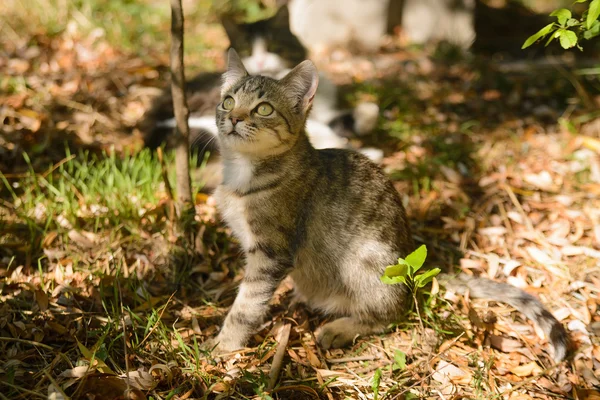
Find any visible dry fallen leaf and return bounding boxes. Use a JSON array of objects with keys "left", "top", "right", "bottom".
[
  {"left": 576, "top": 389, "right": 600, "bottom": 400},
  {"left": 59, "top": 365, "right": 92, "bottom": 378},
  {"left": 489, "top": 334, "right": 524, "bottom": 354},
  {"left": 35, "top": 289, "right": 49, "bottom": 312},
  {"left": 432, "top": 360, "right": 472, "bottom": 386},
  {"left": 80, "top": 375, "right": 147, "bottom": 400},
  {"left": 68, "top": 229, "right": 99, "bottom": 249},
  {"left": 510, "top": 361, "right": 542, "bottom": 377},
  {"left": 123, "top": 369, "right": 157, "bottom": 391},
  {"left": 524, "top": 170, "right": 558, "bottom": 192}
]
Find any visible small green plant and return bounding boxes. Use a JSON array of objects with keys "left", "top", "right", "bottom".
[
  {"left": 522, "top": 0, "right": 600, "bottom": 50},
  {"left": 380, "top": 245, "right": 440, "bottom": 292},
  {"left": 380, "top": 245, "right": 440, "bottom": 329},
  {"left": 371, "top": 368, "right": 382, "bottom": 400},
  {"left": 391, "top": 349, "right": 406, "bottom": 372}
]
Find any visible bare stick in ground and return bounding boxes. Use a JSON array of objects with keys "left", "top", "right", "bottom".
[
  {"left": 169, "top": 0, "right": 194, "bottom": 220},
  {"left": 268, "top": 323, "right": 291, "bottom": 390}
]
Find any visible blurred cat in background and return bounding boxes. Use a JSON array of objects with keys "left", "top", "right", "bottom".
[
  {"left": 285, "top": 0, "right": 553, "bottom": 57},
  {"left": 141, "top": 5, "right": 382, "bottom": 168},
  {"left": 283, "top": 0, "right": 475, "bottom": 53}
]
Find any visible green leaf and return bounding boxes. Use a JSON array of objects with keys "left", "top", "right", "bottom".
[
  {"left": 558, "top": 29, "right": 578, "bottom": 48},
  {"left": 522, "top": 23, "right": 556, "bottom": 49},
  {"left": 382, "top": 263, "right": 409, "bottom": 278},
  {"left": 404, "top": 244, "right": 427, "bottom": 273},
  {"left": 392, "top": 350, "right": 407, "bottom": 371},
  {"left": 588, "top": 0, "right": 600, "bottom": 29},
  {"left": 381, "top": 262, "right": 409, "bottom": 285},
  {"left": 380, "top": 274, "right": 407, "bottom": 285},
  {"left": 584, "top": 20, "right": 600, "bottom": 39},
  {"left": 76, "top": 339, "right": 114, "bottom": 374},
  {"left": 414, "top": 268, "right": 441, "bottom": 288},
  {"left": 372, "top": 368, "right": 382, "bottom": 400},
  {"left": 566, "top": 18, "right": 580, "bottom": 27},
  {"left": 550, "top": 8, "right": 571, "bottom": 25},
  {"left": 575, "top": 0, "right": 588, "bottom": 3}
]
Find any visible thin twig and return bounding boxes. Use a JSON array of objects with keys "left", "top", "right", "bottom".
[
  {"left": 549, "top": 56, "right": 594, "bottom": 110},
  {"left": 157, "top": 147, "right": 176, "bottom": 234},
  {"left": 41, "top": 154, "right": 77, "bottom": 178},
  {"left": 272, "top": 384, "right": 319, "bottom": 399},
  {"left": 117, "top": 280, "right": 131, "bottom": 396},
  {"left": 137, "top": 292, "right": 176, "bottom": 348},
  {"left": 326, "top": 355, "right": 380, "bottom": 363},
  {"left": 2, "top": 154, "right": 76, "bottom": 179},
  {"left": 43, "top": 370, "right": 70, "bottom": 400},
  {"left": 0, "top": 336, "right": 54, "bottom": 350},
  {"left": 0, "top": 381, "right": 46, "bottom": 399},
  {"left": 268, "top": 323, "right": 291, "bottom": 390},
  {"left": 54, "top": 98, "right": 115, "bottom": 128},
  {"left": 156, "top": 147, "right": 174, "bottom": 202}
]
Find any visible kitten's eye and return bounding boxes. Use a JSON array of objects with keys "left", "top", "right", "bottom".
[
  {"left": 256, "top": 103, "right": 273, "bottom": 116},
  {"left": 223, "top": 97, "right": 235, "bottom": 110}
]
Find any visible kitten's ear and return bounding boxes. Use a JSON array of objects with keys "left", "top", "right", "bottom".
[
  {"left": 280, "top": 60, "right": 319, "bottom": 113},
  {"left": 222, "top": 48, "right": 248, "bottom": 95}
]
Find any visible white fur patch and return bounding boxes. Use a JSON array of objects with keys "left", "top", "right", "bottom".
[
  {"left": 220, "top": 154, "right": 254, "bottom": 192},
  {"left": 242, "top": 38, "right": 289, "bottom": 75},
  {"left": 305, "top": 120, "right": 348, "bottom": 149},
  {"left": 359, "top": 148, "right": 384, "bottom": 164},
  {"left": 156, "top": 116, "right": 219, "bottom": 136},
  {"left": 214, "top": 186, "right": 255, "bottom": 250}
]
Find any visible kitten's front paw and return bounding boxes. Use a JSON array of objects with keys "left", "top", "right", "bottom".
[
  {"left": 200, "top": 334, "right": 244, "bottom": 356},
  {"left": 316, "top": 318, "right": 360, "bottom": 349}
]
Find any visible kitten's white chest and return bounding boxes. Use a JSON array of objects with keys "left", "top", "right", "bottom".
[
  {"left": 214, "top": 156, "right": 256, "bottom": 250},
  {"left": 221, "top": 155, "right": 254, "bottom": 192},
  {"left": 214, "top": 188, "right": 255, "bottom": 250}
]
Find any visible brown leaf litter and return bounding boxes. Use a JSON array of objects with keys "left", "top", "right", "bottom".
[{"left": 1, "top": 7, "right": 600, "bottom": 400}]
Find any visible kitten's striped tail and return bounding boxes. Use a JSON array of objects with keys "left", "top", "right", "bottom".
[{"left": 442, "top": 274, "right": 569, "bottom": 362}]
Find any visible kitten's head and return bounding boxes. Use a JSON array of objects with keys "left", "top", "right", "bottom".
[
  {"left": 216, "top": 48, "right": 318, "bottom": 157},
  {"left": 221, "top": 6, "right": 306, "bottom": 75}
]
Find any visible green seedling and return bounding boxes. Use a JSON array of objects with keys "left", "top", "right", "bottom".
[{"left": 380, "top": 245, "right": 440, "bottom": 290}]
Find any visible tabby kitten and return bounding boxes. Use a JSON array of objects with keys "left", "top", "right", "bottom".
[
  {"left": 141, "top": 5, "right": 380, "bottom": 162},
  {"left": 206, "top": 49, "right": 569, "bottom": 362}
]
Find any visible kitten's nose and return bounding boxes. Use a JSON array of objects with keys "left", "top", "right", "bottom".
[{"left": 230, "top": 116, "right": 243, "bottom": 126}]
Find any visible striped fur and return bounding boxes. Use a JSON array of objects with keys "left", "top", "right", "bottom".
[{"left": 206, "top": 49, "right": 569, "bottom": 362}]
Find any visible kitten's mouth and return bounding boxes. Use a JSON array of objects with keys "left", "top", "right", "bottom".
[{"left": 226, "top": 129, "right": 240, "bottom": 136}]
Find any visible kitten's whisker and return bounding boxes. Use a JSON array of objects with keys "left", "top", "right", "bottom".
[{"left": 197, "top": 135, "right": 217, "bottom": 156}]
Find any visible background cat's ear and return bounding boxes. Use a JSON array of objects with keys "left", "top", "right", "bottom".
[
  {"left": 280, "top": 60, "right": 318, "bottom": 113},
  {"left": 222, "top": 48, "right": 248, "bottom": 95},
  {"left": 221, "top": 14, "right": 241, "bottom": 42},
  {"left": 271, "top": 5, "right": 290, "bottom": 26}
]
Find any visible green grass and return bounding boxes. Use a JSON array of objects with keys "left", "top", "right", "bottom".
[
  {"left": 2, "top": 148, "right": 162, "bottom": 233},
  {"left": 2, "top": 0, "right": 170, "bottom": 50},
  {"left": 0, "top": 148, "right": 232, "bottom": 397},
  {"left": 0, "top": 147, "right": 211, "bottom": 278}
]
